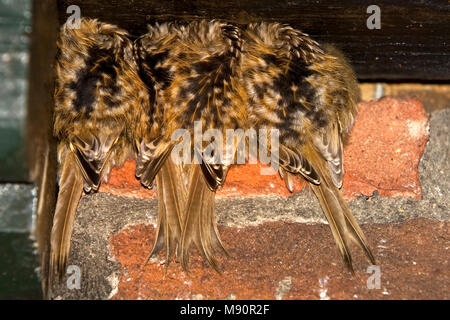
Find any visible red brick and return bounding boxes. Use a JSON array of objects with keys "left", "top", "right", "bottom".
[
  {"left": 217, "top": 162, "right": 306, "bottom": 198},
  {"left": 342, "top": 97, "right": 429, "bottom": 199},
  {"left": 100, "top": 97, "right": 429, "bottom": 200},
  {"left": 100, "top": 159, "right": 155, "bottom": 199},
  {"left": 109, "top": 219, "right": 449, "bottom": 300}
]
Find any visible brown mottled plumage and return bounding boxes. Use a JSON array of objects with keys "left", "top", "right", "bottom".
[
  {"left": 135, "top": 20, "right": 374, "bottom": 273},
  {"left": 49, "top": 18, "right": 149, "bottom": 294},
  {"left": 134, "top": 20, "right": 247, "bottom": 270},
  {"left": 240, "top": 22, "right": 374, "bottom": 271},
  {"left": 43, "top": 20, "right": 374, "bottom": 295}
]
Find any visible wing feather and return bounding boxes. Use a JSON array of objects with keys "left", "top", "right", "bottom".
[
  {"left": 69, "top": 132, "right": 120, "bottom": 192},
  {"left": 313, "top": 122, "right": 344, "bottom": 188},
  {"left": 136, "top": 140, "right": 173, "bottom": 188},
  {"left": 277, "top": 144, "right": 320, "bottom": 184}
]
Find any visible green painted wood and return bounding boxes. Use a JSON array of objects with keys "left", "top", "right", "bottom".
[
  {"left": 0, "top": 0, "right": 31, "bottom": 182},
  {"left": 0, "top": 0, "right": 49, "bottom": 300},
  {"left": 0, "top": 184, "right": 41, "bottom": 299}
]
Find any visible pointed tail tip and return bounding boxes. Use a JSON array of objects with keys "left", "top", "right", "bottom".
[
  {"left": 143, "top": 251, "right": 153, "bottom": 267},
  {"left": 342, "top": 254, "right": 355, "bottom": 275},
  {"left": 367, "top": 248, "right": 376, "bottom": 266}
]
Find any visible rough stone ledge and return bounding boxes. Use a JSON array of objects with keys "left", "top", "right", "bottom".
[
  {"left": 109, "top": 218, "right": 449, "bottom": 300},
  {"left": 51, "top": 207, "right": 450, "bottom": 299}
]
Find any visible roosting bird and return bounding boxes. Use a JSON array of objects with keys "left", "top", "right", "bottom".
[
  {"left": 240, "top": 22, "right": 375, "bottom": 271},
  {"left": 135, "top": 20, "right": 375, "bottom": 273},
  {"left": 134, "top": 20, "right": 247, "bottom": 270},
  {"left": 45, "top": 19, "right": 374, "bottom": 294},
  {"left": 49, "top": 18, "right": 149, "bottom": 294}
]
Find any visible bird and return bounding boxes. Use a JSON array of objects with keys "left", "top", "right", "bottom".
[
  {"left": 239, "top": 22, "right": 375, "bottom": 272},
  {"left": 134, "top": 20, "right": 247, "bottom": 271},
  {"left": 48, "top": 18, "right": 374, "bottom": 289},
  {"left": 49, "top": 18, "right": 149, "bottom": 295}
]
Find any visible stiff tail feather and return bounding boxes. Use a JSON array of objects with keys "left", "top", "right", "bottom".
[
  {"left": 334, "top": 188, "right": 375, "bottom": 265},
  {"left": 310, "top": 179, "right": 375, "bottom": 272},
  {"left": 49, "top": 150, "right": 84, "bottom": 283},
  {"left": 148, "top": 157, "right": 187, "bottom": 267},
  {"left": 34, "top": 141, "right": 58, "bottom": 298},
  {"left": 179, "top": 164, "right": 226, "bottom": 272},
  {"left": 300, "top": 140, "right": 375, "bottom": 272}
]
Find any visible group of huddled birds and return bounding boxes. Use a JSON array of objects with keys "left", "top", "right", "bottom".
[{"left": 37, "top": 18, "right": 376, "bottom": 298}]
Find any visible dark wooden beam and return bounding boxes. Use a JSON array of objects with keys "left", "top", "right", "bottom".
[
  {"left": 56, "top": 0, "right": 450, "bottom": 81},
  {"left": 27, "top": 0, "right": 58, "bottom": 182},
  {"left": 26, "top": 0, "right": 59, "bottom": 296}
]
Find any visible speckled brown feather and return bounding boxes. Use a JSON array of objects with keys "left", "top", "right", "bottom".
[
  {"left": 148, "top": 157, "right": 187, "bottom": 266},
  {"left": 50, "top": 19, "right": 149, "bottom": 295},
  {"left": 240, "top": 22, "right": 374, "bottom": 270},
  {"left": 135, "top": 20, "right": 244, "bottom": 270}
]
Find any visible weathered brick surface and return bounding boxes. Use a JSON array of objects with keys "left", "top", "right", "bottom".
[
  {"left": 101, "top": 159, "right": 154, "bottom": 199},
  {"left": 342, "top": 97, "right": 429, "bottom": 199},
  {"left": 109, "top": 219, "right": 449, "bottom": 300}
]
